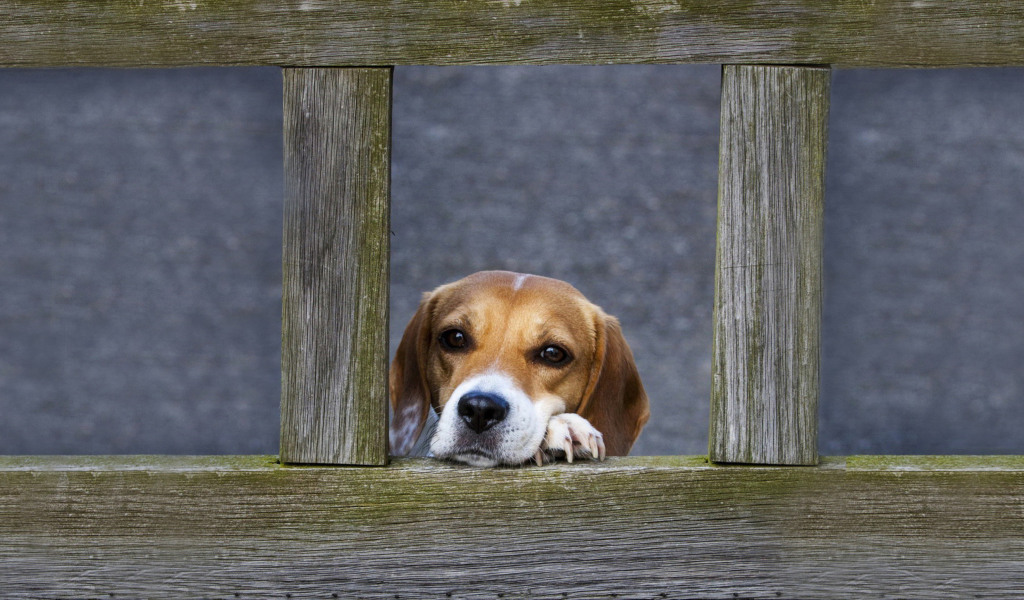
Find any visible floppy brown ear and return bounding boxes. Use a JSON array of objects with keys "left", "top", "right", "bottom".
[
  {"left": 389, "top": 296, "right": 434, "bottom": 456},
  {"left": 577, "top": 315, "right": 650, "bottom": 456}
]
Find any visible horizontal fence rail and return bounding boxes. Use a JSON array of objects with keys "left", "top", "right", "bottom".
[
  {"left": 2, "top": 456, "right": 1024, "bottom": 599},
  {"left": 3, "top": 1, "right": 1024, "bottom": 67}
]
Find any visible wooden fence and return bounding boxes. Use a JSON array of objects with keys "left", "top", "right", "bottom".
[{"left": 3, "top": 2, "right": 1023, "bottom": 598}]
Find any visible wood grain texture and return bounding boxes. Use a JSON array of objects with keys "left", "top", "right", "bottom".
[
  {"left": 280, "top": 68, "right": 390, "bottom": 466},
  {"left": 4, "top": 1, "right": 1024, "bottom": 67},
  {"left": 1, "top": 455, "right": 1023, "bottom": 599},
  {"left": 710, "top": 66, "right": 829, "bottom": 466}
]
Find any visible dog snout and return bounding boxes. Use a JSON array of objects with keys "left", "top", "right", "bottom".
[{"left": 457, "top": 393, "right": 509, "bottom": 434}]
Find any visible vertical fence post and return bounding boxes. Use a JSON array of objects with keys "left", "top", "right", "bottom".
[
  {"left": 280, "top": 68, "right": 392, "bottom": 465},
  {"left": 709, "top": 65, "right": 829, "bottom": 465}
]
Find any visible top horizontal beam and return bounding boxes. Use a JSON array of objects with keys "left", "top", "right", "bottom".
[{"left": 3, "top": 1, "right": 1024, "bottom": 68}]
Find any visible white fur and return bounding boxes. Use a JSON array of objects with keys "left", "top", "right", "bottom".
[{"left": 430, "top": 372, "right": 563, "bottom": 467}]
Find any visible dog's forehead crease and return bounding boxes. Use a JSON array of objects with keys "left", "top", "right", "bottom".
[{"left": 433, "top": 273, "right": 594, "bottom": 344}]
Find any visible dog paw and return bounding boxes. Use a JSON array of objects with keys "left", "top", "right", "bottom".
[{"left": 536, "top": 413, "right": 606, "bottom": 465}]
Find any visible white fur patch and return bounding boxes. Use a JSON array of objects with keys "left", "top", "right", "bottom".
[
  {"left": 390, "top": 404, "right": 423, "bottom": 452},
  {"left": 512, "top": 274, "right": 529, "bottom": 291}
]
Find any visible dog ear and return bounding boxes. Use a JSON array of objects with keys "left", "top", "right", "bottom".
[
  {"left": 578, "top": 313, "right": 650, "bottom": 456},
  {"left": 389, "top": 295, "right": 435, "bottom": 456}
]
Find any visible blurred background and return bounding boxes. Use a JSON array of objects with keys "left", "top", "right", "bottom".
[{"left": 1, "top": 66, "right": 1022, "bottom": 456}]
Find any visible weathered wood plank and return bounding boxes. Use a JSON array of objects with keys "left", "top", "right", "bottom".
[
  {"left": 1, "top": 455, "right": 1023, "bottom": 599},
  {"left": 280, "top": 68, "right": 391, "bottom": 466},
  {"left": 4, "top": 1, "right": 1024, "bottom": 67},
  {"left": 710, "top": 65, "right": 829, "bottom": 466}
]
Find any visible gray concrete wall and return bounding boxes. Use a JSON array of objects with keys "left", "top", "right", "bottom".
[{"left": 1, "top": 66, "right": 1021, "bottom": 456}]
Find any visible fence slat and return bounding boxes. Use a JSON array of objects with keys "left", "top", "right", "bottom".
[
  {"left": 709, "top": 65, "right": 829, "bottom": 466},
  {"left": 280, "top": 68, "right": 391, "bottom": 466}
]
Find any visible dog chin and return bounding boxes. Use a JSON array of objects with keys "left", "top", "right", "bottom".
[
  {"left": 437, "top": 446, "right": 536, "bottom": 467},
  {"left": 446, "top": 451, "right": 502, "bottom": 468}
]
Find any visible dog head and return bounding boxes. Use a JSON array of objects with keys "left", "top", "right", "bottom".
[{"left": 390, "top": 271, "right": 649, "bottom": 466}]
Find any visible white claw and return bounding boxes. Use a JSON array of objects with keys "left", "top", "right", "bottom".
[
  {"left": 589, "top": 435, "right": 599, "bottom": 459},
  {"left": 563, "top": 437, "right": 573, "bottom": 463},
  {"left": 534, "top": 449, "right": 544, "bottom": 466},
  {"left": 597, "top": 435, "right": 606, "bottom": 461}
]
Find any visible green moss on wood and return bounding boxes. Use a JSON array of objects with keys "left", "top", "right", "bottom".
[{"left": 848, "top": 455, "right": 1024, "bottom": 471}]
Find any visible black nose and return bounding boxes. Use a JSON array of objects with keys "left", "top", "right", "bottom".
[{"left": 457, "top": 393, "right": 509, "bottom": 434}]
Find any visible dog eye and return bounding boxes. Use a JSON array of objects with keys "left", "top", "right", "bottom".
[
  {"left": 539, "top": 345, "right": 570, "bottom": 365},
  {"left": 439, "top": 329, "right": 469, "bottom": 350}
]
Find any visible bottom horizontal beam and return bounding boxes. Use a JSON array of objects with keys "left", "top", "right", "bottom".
[{"left": 2, "top": 456, "right": 1023, "bottom": 599}]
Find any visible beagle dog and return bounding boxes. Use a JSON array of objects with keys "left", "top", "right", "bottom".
[{"left": 389, "top": 271, "right": 649, "bottom": 467}]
